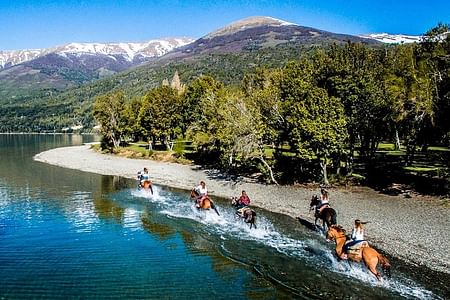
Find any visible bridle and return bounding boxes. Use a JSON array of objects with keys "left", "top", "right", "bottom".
[{"left": 326, "top": 227, "right": 345, "bottom": 242}]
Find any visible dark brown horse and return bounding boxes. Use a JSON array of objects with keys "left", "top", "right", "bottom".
[
  {"left": 231, "top": 197, "right": 257, "bottom": 229},
  {"left": 326, "top": 225, "right": 391, "bottom": 280},
  {"left": 310, "top": 195, "right": 337, "bottom": 231},
  {"left": 190, "top": 190, "right": 220, "bottom": 215}
]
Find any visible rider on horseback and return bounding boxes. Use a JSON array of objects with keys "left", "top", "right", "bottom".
[
  {"left": 342, "top": 219, "right": 369, "bottom": 259},
  {"left": 315, "top": 188, "right": 330, "bottom": 216},
  {"left": 137, "top": 168, "right": 150, "bottom": 187},
  {"left": 137, "top": 167, "right": 153, "bottom": 194},
  {"left": 234, "top": 190, "right": 251, "bottom": 209},
  {"left": 194, "top": 181, "right": 208, "bottom": 208}
]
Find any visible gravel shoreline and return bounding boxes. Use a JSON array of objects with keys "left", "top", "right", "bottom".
[{"left": 34, "top": 145, "right": 450, "bottom": 274}]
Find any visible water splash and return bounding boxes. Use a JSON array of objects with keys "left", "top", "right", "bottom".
[{"left": 128, "top": 187, "right": 440, "bottom": 299}]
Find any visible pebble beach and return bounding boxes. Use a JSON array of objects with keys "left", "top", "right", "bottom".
[{"left": 34, "top": 145, "right": 450, "bottom": 274}]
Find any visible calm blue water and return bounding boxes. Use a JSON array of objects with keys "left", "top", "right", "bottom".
[{"left": 0, "top": 134, "right": 448, "bottom": 299}]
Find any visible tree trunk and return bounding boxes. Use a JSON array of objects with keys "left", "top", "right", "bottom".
[
  {"left": 257, "top": 155, "right": 279, "bottom": 185},
  {"left": 320, "top": 160, "right": 329, "bottom": 185},
  {"left": 167, "top": 139, "right": 174, "bottom": 151},
  {"left": 394, "top": 129, "right": 401, "bottom": 150}
]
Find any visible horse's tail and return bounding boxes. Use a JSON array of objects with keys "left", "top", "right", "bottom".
[
  {"left": 210, "top": 200, "right": 220, "bottom": 216},
  {"left": 251, "top": 211, "right": 257, "bottom": 229},
  {"left": 378, "top": 253, "right": 391, "bottom": 278}
]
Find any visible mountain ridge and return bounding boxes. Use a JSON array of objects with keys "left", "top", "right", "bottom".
[{"left": 0, "top": 37, "right": 194, "bottom": 69}]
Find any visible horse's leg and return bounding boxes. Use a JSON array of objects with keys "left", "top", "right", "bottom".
[{"left": 362, "top": 249, "right": 382, "bottom": 281}]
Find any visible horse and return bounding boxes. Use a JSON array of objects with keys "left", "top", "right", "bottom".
[
  {"left": 309, "top": 195, "right": 337, "bottom": 231},
  {"left": 140, "top": 180, "right": 153, "bottom": 194},
  {"left": 190, "top": 190, "right": 220, "bottom": 215},
  {"left": 231, "top": 197, "right": 257, "bottom": 229},
  {"left": 326, "top": 225, "right": 391, "bottom": 280}
]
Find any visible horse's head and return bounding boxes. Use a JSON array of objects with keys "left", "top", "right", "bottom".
[
  {"left": 310, "top": 195, "right": 320, "bottom": 209},
  {"left": 326, "top": 225, "right": 345, "bottom": 242},
  {"left": 231, "top": 196, "right": 239, "bottom": 207},
  {"left": 190, "top": 189, "right": 199, "bottom": 199}
]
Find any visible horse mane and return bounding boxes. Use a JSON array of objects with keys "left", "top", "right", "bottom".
[{"left": 331, "top": 224, "right": 346, "bottom": 234}]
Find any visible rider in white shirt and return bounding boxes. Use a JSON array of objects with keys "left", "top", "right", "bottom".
[
  {"left": 344, "top": 219, "right": 368, "bottom": 253},
  {"left": 194, "top": 181, "right": 208, "bottom": 208},
  {"left": 316, "top": 188, "right": 330, "bottom": 215}
]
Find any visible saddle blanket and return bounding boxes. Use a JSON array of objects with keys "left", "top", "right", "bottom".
[{"left": 345, "top": 240, "right": 369, "bottom": 255}]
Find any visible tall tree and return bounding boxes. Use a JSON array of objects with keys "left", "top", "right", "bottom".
[
  {"left": 93, "top": 91, "right": 127, "bottom": 148},
  {"left": 280, "top": 61, "right": 348, "bottom": 184},
  {"left": 138, "top": 86, "right": 182, "bottom": 149}
]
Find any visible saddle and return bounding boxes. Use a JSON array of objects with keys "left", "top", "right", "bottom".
[
  {"left": 315, "top": 203, "right": 330, "bottom": 216},
  {"left": 344, "top": 240, "right": 369, "bottom": 255}
]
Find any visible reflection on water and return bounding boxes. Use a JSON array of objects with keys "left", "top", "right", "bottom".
[{"left": 0, "top": 134, "right": 448, "bottom": 299}]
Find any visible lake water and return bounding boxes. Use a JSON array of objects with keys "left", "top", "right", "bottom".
[{"left": 0, "top": 134, "right": 448, "bottom": 299}]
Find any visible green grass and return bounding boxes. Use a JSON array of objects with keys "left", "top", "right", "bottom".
[
  {"left": 403, "top": 166, "right": 440, "bottom": 172},
  {"left": 350, "top": 173, "right": 366, "bottom": 180},
  {"left": 377, "top": 143, "right": 396, "bottom": 151},
  {"left": 428, "top": 146, "right": 450, "bottom": 152},
  {"left": 127, "top": 144, "right": 149, "bottom": 154}
]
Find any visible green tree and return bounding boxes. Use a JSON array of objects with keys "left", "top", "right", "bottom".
[
  {"left": 93, "top": 91, "right": 127, "bottom": 148},
  {"left": 138, "top": 86, "right": 182, "bottom": 149},
  {"left": 280, "top": 61, "right": 348, "bottom": 184},
  {"left": 181, "top": 76, "right": 223, "bottom": 136}
]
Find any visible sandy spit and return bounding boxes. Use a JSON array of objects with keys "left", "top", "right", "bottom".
[{"left": 34, "top": 145, "right": 449, "bottom": 274}]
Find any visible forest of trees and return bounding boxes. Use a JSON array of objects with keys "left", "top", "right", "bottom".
[{"left": 93, "top": 25, "right": 450, "bottom": 187}]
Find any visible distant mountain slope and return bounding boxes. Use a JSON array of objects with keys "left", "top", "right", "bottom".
[
  {"left": 163, "top": 16, "right": 380, "bottom": 60},
  {"left": 0, "top": 38, "right": 193, "bottom": 99}
]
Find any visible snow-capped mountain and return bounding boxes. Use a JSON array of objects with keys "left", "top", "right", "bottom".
[
  {"left": 0, "top": 37, "right": 194, "bottom": 69},
  {"left": 359, "top": 33, "right": 422, "bottom": 44},
  {"left": 204, "top": 16, "right": 297, "bottom": 39},
  {"left": 165, "top": 16, "right": 380, "bottom": 60}
]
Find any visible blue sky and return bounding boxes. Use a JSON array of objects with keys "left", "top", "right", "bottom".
[{"left": 1, "top": 0, "right": 448, "bottom": 50}]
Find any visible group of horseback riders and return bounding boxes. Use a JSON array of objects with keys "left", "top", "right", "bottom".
[
  {"left": 192, "top": 180, "right": 256, "bottom": 228},
  {"left": 311, "top": 187, "right": 368, "bottom": 252},
  {"left": 310, "top": 188, "right": 390, "bottom": 280},
  {"left": 137, "top": 168, "right": 256, "bottom": 227},
  {"left": 138, "top": 168, "right": 388, "bottom": 279}
]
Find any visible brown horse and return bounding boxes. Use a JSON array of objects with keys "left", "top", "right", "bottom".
[
  {"left": 141, "top": 180, "right": 153, "bottom": 194},
  {"left": 309, "top": 195, "right": 337, "bottom": 231},
  {"left": 231, "top": 197, "right": 257, "bottom": 229},
  {"left": 326, "top": 225, "right": 391, "bottom": 280},
  {"left": 190, "top": 190, "right": 220, "bottom": 215}
]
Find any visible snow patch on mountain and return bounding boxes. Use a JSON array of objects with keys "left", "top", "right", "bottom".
[
  {"left": 359, "top": 33, "right": 422, "bottom": 44},
  {"left": 0, "top": 37, "right": 194, "bottom": 68}
]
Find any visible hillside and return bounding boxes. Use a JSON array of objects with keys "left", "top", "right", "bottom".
[{"left": 0, "top": 38, "right": 193, "bottom": 100}]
